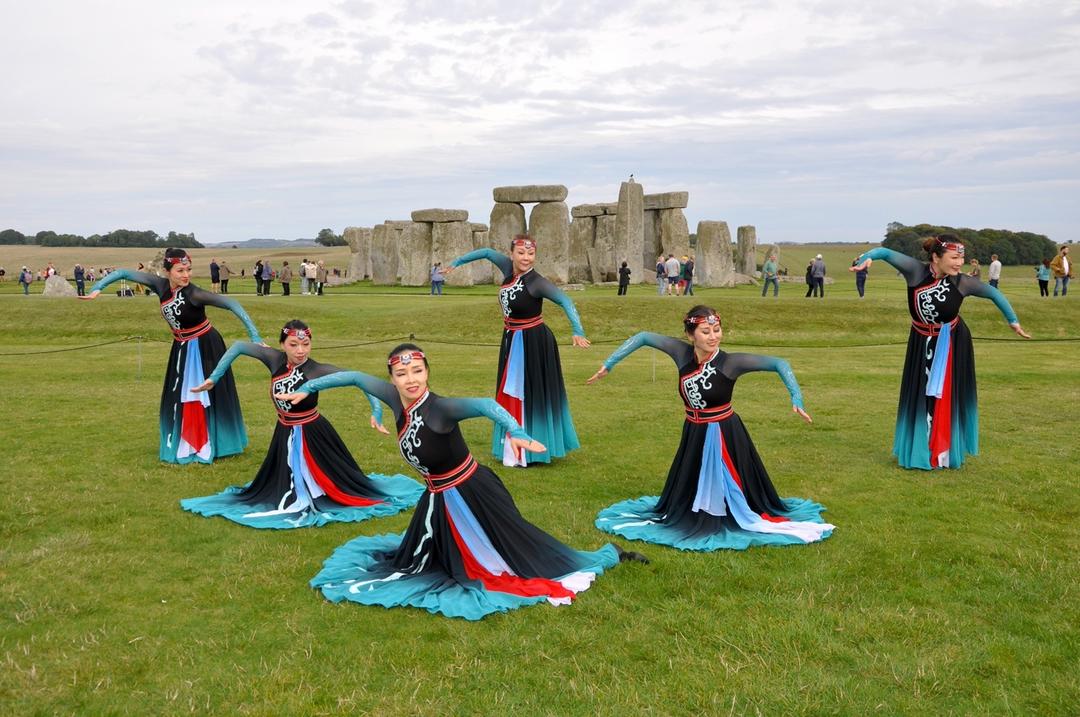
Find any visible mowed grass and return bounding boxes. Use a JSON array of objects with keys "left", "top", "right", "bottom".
[{"left": 1, "top": 272, "right": 1078, "bottom": 715}]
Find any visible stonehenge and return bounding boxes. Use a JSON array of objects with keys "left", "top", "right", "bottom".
[{"left": 341, "top": 180, "right": 761, "bottom": 290}]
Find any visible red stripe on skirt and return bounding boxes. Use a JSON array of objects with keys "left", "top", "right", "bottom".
[
  {"left": 496, "top": 349, "right": 524, "bottom": 463},
  {"left": 181, "top": 401, "right": 209, "bottom": 452},
  {"left": 301, "top": 431, "right": 382, "bottom": 506},
  {"left": 718, "top": 425, "right": 788, "bottom": 523},
  {"left": 445, "top": 510, "right": 576, "bottom": 600},
  {"left": 928, "top": 340, "right": 954, "bottom": 467}
]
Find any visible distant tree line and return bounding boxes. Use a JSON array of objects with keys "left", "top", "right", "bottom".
[
  {"left": 883, "top": 222, "right": 1057, "bottom": 265},
  {"left": 0, "top": 228, "right": 203, "bottom": 248}
]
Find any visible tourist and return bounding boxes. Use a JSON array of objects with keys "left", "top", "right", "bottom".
[
  {"left": 299, "top": 259, "right": 310, "bottom": 294},
  {"left": 967, "top": 257, "right": 981, "bottom": 280},
  {"left": 617, "top": 261, "right": 631, "bottom": 295},
  {"left": 260, "top": 259, "right": 274, "bottom": 296},
  {"left": 681, "top": 255, "right": 695, "bottom": 296},
  {"left": 210, "top": 258, "right": 221, "bottom": 293},
  {"left": 19, "top": 266, "right": 32, "bottom": 295},
  {"left": 587, "top": 305, "right": 833, "bottom": 550},
  {"left": 445, "top": 235, "right": 589, "bottom": 466},
  {"left": 305, "top": 260, "right": 318, "bottom": 295},
  {"left": 316, "top": 260, "right": 328, "bottom": 295},
  {"left": 1035, "top": 259, "right": 1051, "bottom": 297},
  {"left": 430, "top": 262, "right": 446, "bottom": 295},
  {"left": 850, "top": 255, "right": 869, "bottom": 298},
  {"left": 275, "top": 344, "right": 645, "bottom": 620},
  {"left": 761, "top": 254, "right": 779, "bottom": 297},
  {"left": 181, "top": 320, "right": 422, "bottom": 528},
  {"left": 219, "top": 260, "right": 233, "bottom": 294},
  {"left": 852, "top": 236, "right": 1029, "bottom": 469},
  {"left": 665, "top": 254, "right": 680, "bottom": 295},
  {"left": 988, "top": 254, "right": 1002, "bottom": 289},
  {"left": 279, "top": 261, "right": 293, "bottom": 296},
  {"left": 1050, "top": 245, "right": 1071, "bottom": 296},
  {"left": 81, "top": 249, "right": 262, "bottom": 464},
  {"left": 655, "top": 255, "right": 666, "bottom": 296},
  {"left": 810, "top": 254, "right": 826, "bottom": 298},
  {"left": 253, "top": 260, "right": 264, "bottom": 295}
]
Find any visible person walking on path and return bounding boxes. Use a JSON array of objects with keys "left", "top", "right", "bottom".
[
  {"left": 810, "top": 254, "right": 826, "bottom": 298},
  {"left": 210, "top": 259, "right": 221, "bottom": 293},
  {"left": 851, "top": 255, "right": 869, "bottom": 298},
  {"left": 851, "top": 236, "right": 1030, "bottom": 470},
  {"left": 1036, "top": 259, "right": 1051, "bottom": 297},
  {"left": 804, "top": 260, "right": 814, "bottom": 297},
  {"left": 655, "top": 255, "right": 666, "bottom": 296},
  {"left": 73, "top": 264, "right": 86, "bottom": 296},
  {"left": 300, "top": 260, "right": 310, "bottom": 294},
  {"left": 1050, "top": 245, "right": 1071, "bottom": 296},
  {"left": 19, "top": 266, "right": 32, "bottom": 295},
  {"left": 617, "top": 261, "right": 631, "bottom": 295},
  {"left": 430, "top": 263, "right": 446, "bottom": 295},
  {"left": 664, "top": 254, "right": 681, "bottom": 295},
  {"left": 305, "top": 260, "right": 318, "bottom": 295},
  {"left": 681, "top": 255, "right": 695, "bottom": 296},
  {"left": 988, "top": 254, "right": 1002, "bottom": 289},
  {"left": 219, "top": 261, "right": 233, "bottom": 294},
  {"left": 316, "top": 261, "right": 328, "bottom": 295},
  {"left": 279, "top": 261, "right": 293, "bottom": 296},
  {"left": 761, "top": 254, "right": 779, "bottom": 297},
  {"left": 260, "top": 260, "right": 274, "bottom": 296}
]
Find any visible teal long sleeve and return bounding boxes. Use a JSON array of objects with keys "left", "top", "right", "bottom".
[
  {"left": 205, "top": 293, "right": 263, "bottom": 342},
  {"left": 451, "top": 248, "right": 513, "bottom": 277},
  {"left": 207, "top": 342, "right": 267, "bottom": 384},
  {"left": 89, "top": 269, "right": 163, "bottom": 294},
  {"left": 858, "top": 247, "right": 923, "bottom": 282},
  {"left": 544, "top": 286, "right": 586, "bottom": 337},
  {"left": 295, "top": 371, "right": 393, "bottom": 424},
  {"left": 440, "top": 397, "right": 532, "bottom": 442},
  {"left": 602, "top": 332, "right": 686, "bottom": 371},
  {"left": 758, "top": 356, "right": 805, "bottom": 410},
  {"left": 963, "top": 281, "right": 1020, "bottom": 325}
]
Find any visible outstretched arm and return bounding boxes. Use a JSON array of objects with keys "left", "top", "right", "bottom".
[
  {"left": 189, "top": 286, "right": 263, "bottom": 342},
  {"left": 195, "top": 343, "right": 278, "bottom": 392},
  {"left": 530, "top": 275, "right": 587, "bottom": 339},
  {"left": 958, "top": 276, "right": 1030, "bottom": 337},
  {"left": 437, "top": 397, "right": 542, "bottom": 451},
  {"left": 285, "top": 370, "right": 399, "bottom": 408},
  {"left": 85, "top": 269, "right": 167, "bottom": 299},
  {"left": 588, "top": 332, "right": 689, "bottom": 383},
  {"left": 450, "top": 249, "right": 513, "bottom": 278},
  {"left": 854, "top": 247, "right": 924, "bottom": 284},
  {"left": 723, "top": 353, "right": 811, "bottom": 422}
]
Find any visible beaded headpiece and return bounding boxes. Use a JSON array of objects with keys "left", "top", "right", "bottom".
[
  {"left": 388, "top": 351, "right": 426, "bottom": 367},
  {"left": 511, "top": 236, "right": 536, "bottom": 250},
  {"left": 687, "top": 313, "right": 721, "bottom": 327},
  {"left": 163, "top": 252, "right": 192, "bottom": 270},
  {"left": 283, "top": 328, "right": 311, "bottom": 341},
  {"left": 936, "top": 238, "right": 965, "bottom": 255}
]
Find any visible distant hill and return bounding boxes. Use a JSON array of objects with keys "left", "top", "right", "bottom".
[{"left": 206, "top": 238, "right": 319, "bottom": 248}]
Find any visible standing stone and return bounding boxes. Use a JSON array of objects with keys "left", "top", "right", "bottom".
[
  {"left": 433, "top": 221, "right": 475, "bottom": 286},
  {"left": 659, "top": 208, "right": 691, "bottom": 258},
  {"left": 398, "top": 222, "right": 433, "bottom": 286},
  {"left": 370, "top": 223, "right": 398, "bottom": 285},
  {"left": 493, "top": 185, "right": 568, "bottom": 203},
  {"left": 737, "top": 226, "right": 758, "bottom": 275},
  {"left": 590, "top": 214, "right": 617, "bottom": 282},
  {"left": 43, "top": 275, "right": 77, "bottom": 297},
  {"left": 469, "top": 223, "right": 491, "bottom": 284},
  {"left": 343, "top": 226, "right": 371, "bottom": 281},
  {"left": 568, "top": 216, "right": 595, "bottom": 283},
  {"left": 694, "top": 221, "right": 735, "bottom": 287},
  {"left": 528, "top": 201, "right": 570, "bottom": 284},
  {"left": 489, "top": 202, "right": 526, "bottom": 251},
  {"left": 615, "top": 181, "right": 645, "bottom": 283},
  {"left": 643, "top": 209, "right": 661, "bottom": 277}
]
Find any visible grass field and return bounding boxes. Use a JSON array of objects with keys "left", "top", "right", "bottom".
[{"left": 1, "top": 249, "right": 1077, "bottom": 715}]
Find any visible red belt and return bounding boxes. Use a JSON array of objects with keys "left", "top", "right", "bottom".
[
  {"left": 278, "top": 407, "right": 319, "bottom": 426},
  {"left": 172, "top": 319, "right": 212, "bottom": 342},
  {"left": 912, "top": 317, "right": 959, "bottom": 337},
  {"left": 685, "top": 403, "right": 734, "bottom": 424},
  {"left": 504, "top": 315, "right": 543, "bottom": 331},
  {"left": 422, "top": 454, "right": 478, "bottom": 493}
]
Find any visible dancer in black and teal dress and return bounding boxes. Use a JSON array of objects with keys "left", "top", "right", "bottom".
[
  {"left": 588, "top": 306, "right": 834, "bottom": 551},
  {"left": 179, "top": 321, "right": 423, "bottom": 529},
  {"left": 447, "top": 235, "right": 588, "bottom": 466},
  {"left": 851, "top": 235, "right": 1030, "bottom": 469},
  {"left": 83, "top": 249, "right": 260, "bottom": 464},
  {"left": 275, "top": 344, "right": 643, "bottom": 620}
]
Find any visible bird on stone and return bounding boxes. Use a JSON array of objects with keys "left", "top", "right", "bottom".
[{"left": 629, "top": 174, "right": 635, "bottom": 182}]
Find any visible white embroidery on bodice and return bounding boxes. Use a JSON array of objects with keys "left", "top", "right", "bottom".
[
  {"left": 272, "top": 367, "right": 305, "bottom": 411},
  {"left": 399, "top": 394, "right": 430, "bottom": 474},
  {"left": 916, "top": 279, "right": 951, "bottom": 324},
  {"left": 160, "top": 291, "right": 186, "bottom": 330},
  {"left": 682, "top": 360, "right": 717, "bottom": 410},
  {"left": 499, "top": 278, "right": 525, "bottom": 318}
]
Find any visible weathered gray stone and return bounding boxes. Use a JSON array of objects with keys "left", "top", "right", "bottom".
[
  {"left": 489, "top": 201, "right": 526, "bottom": 254},
  {"left": 433, "top": 221, "right": 475, "bottom": 286},
  {"left": 571, "top": 204, "right": 607, "bottom": 218},
  {"left": 586, "top": 247, "right": 616, "bottom": 283},
  {"left": 643, "top": 191, "right": 689, "bottom": 210},
  {"left": 594, "top": 213, "right": 616, "bottom": 254},
  {"left": 659, "top": 208, "right": 690, "bottom": 258},
  {"left": 469, "top": 223, "right": 488, "bottom": 233},
  {"left": 615, "top": 180, "right": 645, "bottom": 284},
  {"left": 370, "top": 223, "right": 398, "bottom": 285},
  {"left": 643, "top": 209, "right": 661, "bottom": 273},
  {"left": 43, "top": 275, "right": 77, "bottom": 297},
  {"left": 737, "top": 225, "right": 757, "bottom": 275},
  {"left": 568, "top": 216, "right": 595, "bottom": 283},
  {"left": 397, "top": 222, "right": 432, "bottom": 286},
  {"left": 694, "top": 221, "right": 735, "bottom": 287},
  {"left": 470, "top": 229, "right": 493, "bottom": 284},
  {"left": 343, "top": 226, "right": 371, "bottom": 281},
  {"left": 411, "top": 208, "right": 469, "bottom": 223},
  {"left": 493, "top": 185, "right": 568, "bottom": 203},
  {"left": 600, "top": 203, "right": 619, "bottom": 215},
  {"left": 528, "top": 201, "right": 570, "bottom": 284}
]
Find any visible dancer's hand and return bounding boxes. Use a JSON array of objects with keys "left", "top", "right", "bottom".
[
  {"left": 370, "top": 415, "right": 390, "bottom": 435},
  {"left": 191, "top": 379, "right": 215, "bottom": 393},
  {"left": 586, "top": 366, "right": 608, "bottom": 384},
  {"left": 79, "top": 290, "right": 101, "bottom": 300},
  {"left": 509, "top": 436, "right": 545, "bottom": 454},
  {"left": 793, "top": 405, "right": 813, "bottom": 424},
  {"left": 1009, "top": 323, "right": 1031, "bottom": 339},
  {"left": 441, "top": 265, "right": 456, "bottom": 275},
  {"left": 275, "top": 391, "right": 309, "bottom": 403},
  {"left": 572, "top": 335, "right": 591, "bottom": 349}
]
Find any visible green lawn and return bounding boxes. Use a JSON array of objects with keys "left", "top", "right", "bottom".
[{"left": 1, "top": 275, "right": 1077, "bottom": 715}]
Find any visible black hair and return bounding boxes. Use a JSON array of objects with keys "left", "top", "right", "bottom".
[
  {"left": 279, "top": 319, "right": 310, "bottom": 344},
  {"left": 683, "top": 304, "right": 721, "bottom": 335},
  {"left": 387, "top": 342, "right": 429, "bottom": 374},
  {"left": 922, "top": 233, "right": 963, "bottom": 258},
  {"left": 162, "top": 248, "right": 191, "bottom": 271}
]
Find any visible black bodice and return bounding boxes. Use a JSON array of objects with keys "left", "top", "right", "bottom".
[
  {"left": 907, "top": 268, "right": 966, "bottom": 325},
  {"left": 396, "top": 392, "right": 471, "bottom": 476},
  {"left": 678, "top": 349, "right": 737, "bottom": 410},
  {"left": 159, "top": 285, "right": 210, "bottom": 331},
  {"left": 498, "top": 270, "right": 544, "bottom": 320}
]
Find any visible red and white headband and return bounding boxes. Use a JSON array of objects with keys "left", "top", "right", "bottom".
[
  {"left": 283, "top": 327, "right": 311, "bottom": 341},
  {"left": 936, "top": 238, "right": 965, "bottom": 255},
  {"left": 163, "top": 252, "right": 192, "bottom": 269},
  {"left": 511, "top": 236, "right": 536, "bottom": 250},
  {"left": 687, "top": 314, "right": 721, "bottom": 327},
  {"left": 388, "top": 351, "right": 425, "bottom": 367}
]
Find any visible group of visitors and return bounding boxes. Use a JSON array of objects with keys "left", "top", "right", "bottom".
[{"left": 654, "top": 254, "right": 695, "bottom": 296}]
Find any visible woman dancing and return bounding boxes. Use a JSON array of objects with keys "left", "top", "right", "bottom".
[
  {"left": 276, "top": 343, "right": 644, "bottom": 620},
  {"left": 587, "top": 305, "right": 834, "bottom": 551},
  {"left": 851, "top": 236, "right": 1030, "bottom": 469},
  {"left": 446, "top": 235, "right": 588, "bottom": 466},
  {"left": 83, "top": 249, "right": 260, "bottom": 463},
  {"left": 180, "top": 321, "right": 423, "bottom": 528}
]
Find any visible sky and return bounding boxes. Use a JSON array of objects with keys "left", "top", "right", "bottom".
[{"left": 2, "top": 0, "right": 1079, "bottom": 245}]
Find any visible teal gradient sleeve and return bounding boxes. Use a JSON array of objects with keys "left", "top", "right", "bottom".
[
  {"left": 440, "top": 397, "right": 533, "bottom": 441},
  {"left": 602, "top": 332, "right": 687, "bottom": 371},
  {"left": 451, "top": 249, "right": 513, "bottom": 277}
]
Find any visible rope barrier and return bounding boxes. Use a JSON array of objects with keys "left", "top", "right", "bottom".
[{"left": 1, "top": 331, "right": 1075, "bottom": 357}]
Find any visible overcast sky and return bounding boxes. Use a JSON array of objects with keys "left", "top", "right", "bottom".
[{"left": 2, "top": 0, "right": 1078, "bottom": 244}]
